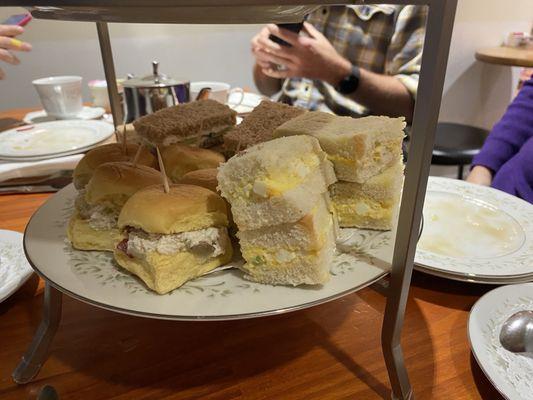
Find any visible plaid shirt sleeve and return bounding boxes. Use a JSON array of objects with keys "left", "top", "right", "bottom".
[{"left": 385, "top": 5, "right": 428, "bottom": 99}]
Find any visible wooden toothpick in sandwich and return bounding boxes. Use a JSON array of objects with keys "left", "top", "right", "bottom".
[
  {"left": 121, "top": 124, "right": 128, "bottom": 156},
  {"left": 131, "top": 143, "right": 145, "bottom": 168},
  {"left": 156, "top": 146, "right": 170, "bottom": 194}
]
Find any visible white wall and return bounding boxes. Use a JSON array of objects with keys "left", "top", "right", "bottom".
[{"left": 1, "top": 1, "right": 532, "bottom": 132}]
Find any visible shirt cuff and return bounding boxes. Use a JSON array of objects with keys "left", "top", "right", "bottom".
[{"left": 394, "top": 74, "right": 419, "bottom": 99}]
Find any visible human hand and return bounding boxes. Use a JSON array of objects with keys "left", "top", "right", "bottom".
[
  {"left": 466, "top": 165, "right": 493, "bottom": 186},
  {"left": 0, "top": 24, "right": 32, "bottom": 79},
  {"left": 251, "top": 22, "right": 351, "bottom": 85}
]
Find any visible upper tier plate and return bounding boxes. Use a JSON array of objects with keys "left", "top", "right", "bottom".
[
  {"left": 23, "top": 184, "right": 392, "bottom": 320},
  {"left": 415, "top": 177, "right": 533, "bottom": 284}
]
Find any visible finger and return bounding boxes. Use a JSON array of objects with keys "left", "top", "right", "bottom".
[
  {"left": 0, "top": 67, "right": 5, "bottom": 80},
  {"left": 266, "top": 24, "right": 300, "bottom": 47},
  {"left": 256, "top": 49, "right": 296, "bottom": 69},
  {"left": 303, "top": 22, "right": 323, "bottom": 39},
  {"left": 0, "top": 49, "right": 20, "bottom": 65},
  {"left": 0, "top": 25, "right": 24, "bottom": 37},
  {"left": 256, "top": 36, "right": 298, "bottom": 63},
  {"left": 0, "top": 37, "right": 32, "bottom": 51}
]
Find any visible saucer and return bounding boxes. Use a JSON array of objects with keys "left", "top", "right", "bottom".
[{"left": 23, "top": 106, "right": 107, "bottom": 124}]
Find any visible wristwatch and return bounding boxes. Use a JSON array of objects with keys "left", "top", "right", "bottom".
[{"left": 336, "top": 65, "right": 361, "bottom": 95}]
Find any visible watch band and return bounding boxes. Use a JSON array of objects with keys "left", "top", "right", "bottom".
[{"left": 337, "top": 65, "right": 361, "bottom": 95}]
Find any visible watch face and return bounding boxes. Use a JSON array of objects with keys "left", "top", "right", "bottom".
[{"left": 338, "top": 66, "right": 360, "bottom": 95}]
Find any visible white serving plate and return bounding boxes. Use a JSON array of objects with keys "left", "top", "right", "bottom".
[
  {"left": 0, "top": 230, "right": 33, "bottom": 303},
  {"left": 23, "top": 184, "right": 392, "bottom": 320},
  {"left": 415, "top": 177, "right": 533, "bottom": 284},
  {"left": 0, "top": 120, "right": 114, "bottom": 160},
  {"left": 468, "top": 283, "right": 533, "bottom": 400},
  {"left": 23, "top": 106, "right": 106, "bottom": 125}
]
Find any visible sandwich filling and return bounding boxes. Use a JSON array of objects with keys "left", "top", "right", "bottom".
[
  {"left": 118, "top": 227, "right": 229, "bottom": 260},
  {"left": 75, "top": 190, "right": 119, "bottom": 230},
  {"left": 163, "top": 125, "right": 232, "bottom": 148}
]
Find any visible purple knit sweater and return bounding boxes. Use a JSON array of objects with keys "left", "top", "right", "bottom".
[{"left": 472, "top": 77, "right": 533, "bottom": 203}]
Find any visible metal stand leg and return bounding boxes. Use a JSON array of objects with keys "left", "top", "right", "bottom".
[
  {"left": 12, "top": 283, "right": 63, "bottom": 384},
  {"left": 381, "top": 0, "right": 457, "bottom": 399},
  {"left": 457, "top": 164, "right": 464, "bottom": 180},
  {"left": 96, "top": 22, "right": 123, "bottom": 129}
]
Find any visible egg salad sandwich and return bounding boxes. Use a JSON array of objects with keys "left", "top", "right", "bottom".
[
  {"left": 237, "top": 195, "right": 335, "bottom": 286},
  {"left": 329, "top": 160, "right": 404, "bottom": 230},
  {"left": 114, "top": 184, "right": 233, "bottom": 294},
  {"left": 217, "top": 135, "right": 336, "bottom": 231},
  {"left": 273, "top": 112, "right": 405, "bottom": 183},
  {"left": 73, "top": 142, "right": 155, "bottom": 190},
  {"left": 67, "top": 162, "right": 162, "bottom": 251},
  {"left": 133, "top": 99, "right": 237, "bottom": 148},
  {"left": 223, "top": 100, "right": 306, "bottom": 154},
  {"left": 161, "top": 144, "right": 225, "bottom": 183}
]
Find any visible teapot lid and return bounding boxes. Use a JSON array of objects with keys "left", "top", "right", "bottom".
[{"left": 122, "top": 61, "right": 189, "bottom": 88}]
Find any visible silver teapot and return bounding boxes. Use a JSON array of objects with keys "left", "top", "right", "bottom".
[{"left": 122, "top": 61, "right": 190, "bottom": 123}]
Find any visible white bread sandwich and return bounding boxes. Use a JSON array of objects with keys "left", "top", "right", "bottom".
[
  {"left": 161, "top": 144, "right": 225, "bottom": 183},
  {"left": 217, "top": 135, "right": 336, "bottom": 231},
  {"left": 73, "top": 143, "right": 156, "bottom": 190},
  {"left": 133, "top": 99, "right": 237, "bottom": 148},
  {"left": 329, "top": 160, "right": 404, "bottom": 230},
  {"left": 114, "top": 184, "right": 233, "bottom": 294},
  {"left": 273, "top": 111, "right": 405, "bottom": 183},
  {"left": 223, "top": 100, "right": 306, "bottom": 154},
  {"left": 237, "top": 196, "right": 335, "bottom": 286},
  {"left": 67, "top": 162, "right": 162, "bottom": 251}
]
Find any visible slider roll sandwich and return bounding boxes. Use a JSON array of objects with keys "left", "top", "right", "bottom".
[
  {"left": 161, "top": 144, "right": 225, "bottom": 182},
  {"left": 273, "top": 112, "right": 405, "bottom": 183},
  {"left": 217, "top": 135, "right": 336, "bottom": 231},
  {"left": 223, "top": 100, "right": 306, "bottom": 154},
  {"left": 73, "top": 143, "right": 156, "bottom": 190},
  {"left": 114, "top": 185, "right": 233, "bottom": 294},
  {"left": 329, "top": 160, "right": 404, "bottom": 230},
  {"left": 67, "top": 162, "right": 162, "bottom": 251},
  {"left": 133, "top": 99, "right": 237, "bottom": 149},
  {"left": 179, "top": 168, "right": 219, "bottom": 193}
]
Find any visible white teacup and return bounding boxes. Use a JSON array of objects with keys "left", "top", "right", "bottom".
[
  {"left": 88, "top": 79, "right": 109, "bottom": 110},
  {"left": 190, "top": 81, "right": 244, "bottom": 106},
  {"left": 32, "top": 76, "right": 83, "bottom": 119}
]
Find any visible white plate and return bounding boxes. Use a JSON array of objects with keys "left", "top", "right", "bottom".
[
  {"left": 24, "top": 184, "right": 392, "bottom": 320},
  {"left": 468, "top": 283, "right": 533, "bottom": 400},
  {"left": 0, "top": 120, "right": 114, "bottom": 160},
  {"left": 415, "top": 177, "right": 533, "bottom": 284},
  {"left": 228, "top": 92, "right": 265, "bottom": 114},
  {"left": 23, "top": 106, "right": 106, "bottom": 124},
  {"left": 0, "top": 230, "right": 33, "bottom": 303}
]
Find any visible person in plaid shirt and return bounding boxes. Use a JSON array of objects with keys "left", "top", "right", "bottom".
[{"left": 251, "top": 5, "right": 427, "bottom": 123}]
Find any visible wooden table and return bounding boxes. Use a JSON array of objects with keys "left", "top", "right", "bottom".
[
  {"left": 475, "top": 46, "right": 533, "bottom": 68},
  {"left": 0, "top": 110, "right": 504, "bottom": 399}
]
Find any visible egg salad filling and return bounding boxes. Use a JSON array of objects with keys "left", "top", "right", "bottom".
[
  {"left": 333, "top": 197, "right": 393, "bottom": 224},
  {"left": 243, "top": 246, "right": 321, "bottom": 269}
]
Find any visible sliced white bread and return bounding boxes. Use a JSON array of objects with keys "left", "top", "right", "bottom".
[{"left": 273, "top": 111, "right": 405, "bottom": 183}]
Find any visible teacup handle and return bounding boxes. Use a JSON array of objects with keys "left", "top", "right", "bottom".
[
  {"left": 228, "top": 87, "right": 245, "bottom": 107},
  {"left": 53, "top": 85, "right": 66, "bottom": 115}
]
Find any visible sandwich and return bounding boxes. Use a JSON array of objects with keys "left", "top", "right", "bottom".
[
  {"left": 329, "top": 160, "right": 404, "bottom": 230},
  {"left": 237, "top": 195, "right": 335, "bottom": 286},
  {"left": 67, "top": 162, "right": 162, "bottom": 251},
  {"left": 273, "top": 112, "right": 405, "bottom": 183},
  {"left": 217, "top": 135, "right": 336, "bottom": 231},
  {"left": 161, "top": 144, "right": 225, "bottom": 183},
  {"left": 179, "top": 168, "right": 219, "bottom": 193},
  {"left": 73, "top": 143, "right": 155, "bottom": 190},
  {"left": 223, "top": 100, "right": 306, "bottom": 153},
  {"left": 133, "top": 99, "right": 237, "bottom": 148},
  {"left": 114, "top": 184, "right": 233, "bottom": 294}
]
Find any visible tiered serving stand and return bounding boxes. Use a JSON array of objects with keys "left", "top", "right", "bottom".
[{"left": 4, "top": 1, "right": 458, "bottom": 399}]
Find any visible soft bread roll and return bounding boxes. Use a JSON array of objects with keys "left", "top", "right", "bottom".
[
  {"left": 217, "top": 135, "right": 336, "bottom": 230},
  {"left": 179, "top": 168, "right": 219, "bottom": 193},
  {"left": 273, "top": 112, "right": 405, "bottom": 183},
  {"left": 74, "top": 143, "right": 156, "bottom": 189},
  {"left": 329, "top": 160, "right": 404, "bottom": 230},
  {"left": 114, "top": 236, "right": 232, "bottom": 294},
  {"left": 85, "top": 162, "right": 162, "bottom": 208},
  {"left": 67, "top": 212, "right": 124, "bottom": 251},
  {"left": 237, "top": 198, "right": 335, "bottom": 286},
  {"left": 161, "top": 144, "right": 225, "bottom": 183},
  {"left": 118, "top": 184, "right": 229, "bottom": 234}
]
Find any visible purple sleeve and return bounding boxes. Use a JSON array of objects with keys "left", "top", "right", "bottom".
[{"left": 472, "top": 77, "right": 533, "bottom": 174}]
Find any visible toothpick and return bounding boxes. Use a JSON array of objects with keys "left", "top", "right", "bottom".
[
  {"left": 113, "top": 127, "right": 120, "bottom": 143},
  {"left": 131, "top": 143, "right": 144, "bottom": 168},
  {"left": 156, "top": 146, "right": 170, "bottom": 194},
  {"left": 122, "top": 124, "right": 128, "bottom": 156}
]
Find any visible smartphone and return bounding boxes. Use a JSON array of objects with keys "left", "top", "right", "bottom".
[
  {"left": 269, "top": 22, "right": 303, "bottom": 48},
  {"left": 3, "top": 13, "right": 32, "bottom": 27}
]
